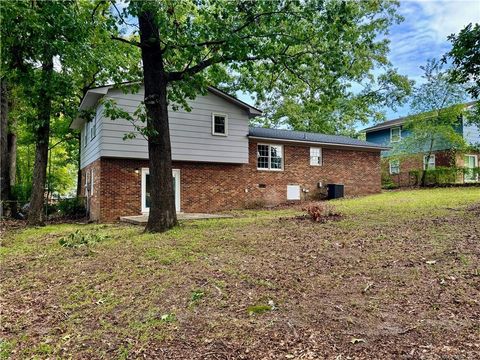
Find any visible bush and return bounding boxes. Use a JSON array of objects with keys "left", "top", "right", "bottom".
[
  {"left": 305, "top": 202, "right": 340, "bottom": 222},
  {"left": 381, "top": 174, "right": 397, "bottom": 189},
  {"left": 59, "top": 230, "right": 108, "bottom": 248},
  {"left": 58, "top": 197, "right": 86, "bottom": 218}
]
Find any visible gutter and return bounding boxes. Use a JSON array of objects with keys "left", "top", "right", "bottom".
[{"left": 248, "top": 136, "right": 391, "bottom": 151}]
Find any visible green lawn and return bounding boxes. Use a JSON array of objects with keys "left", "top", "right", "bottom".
[{"left": 1, "top": 187, "right": 479, "bottom": 359}]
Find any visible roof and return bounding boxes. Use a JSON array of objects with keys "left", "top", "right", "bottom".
[
  {"left": 71, "top": 82, "right": 262, "bottom": 129},
  {"left": 248, "top": 127, "right": 389, "bottom": 150},
  {"left": 362, "top": 101, "right": 478, "bottom": 133}
]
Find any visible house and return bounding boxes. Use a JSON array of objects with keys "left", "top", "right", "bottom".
[
  {"left": 363, "top": 103, "right": 480, "bottom": 186},
  {"left": 71, "top": 84, "right": 388, "bottom": 222}
]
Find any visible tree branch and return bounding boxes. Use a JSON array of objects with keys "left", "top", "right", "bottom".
[{"left": 111, "top": 36, "right": 142, "bottom": 48}]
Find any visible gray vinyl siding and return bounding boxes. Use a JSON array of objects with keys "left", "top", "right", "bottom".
[
  {"left": 80, "top": 105, "right": 102, "bottom": 168},
  {"left": 80, "top": 87, "right": 250, "bottom": 169},
  {"left": 463, "top": 121, "right": 480, "bottom": 146}
]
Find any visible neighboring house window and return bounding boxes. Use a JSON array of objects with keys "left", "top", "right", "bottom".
[
  {"left": 423, "top": 154, "right": 436, "bottom": 170},
  {"left": 464, "top": 154, "right": 478, "bottom": 182},
  {"left": 257, "top": 144, "right": 283, "bottom": 170},
  {"left": 310, "top": 147, "right": 322, "bottom": 166},
  {"left": 390, "top": 127, "right": 401, "bottom": 143},
  {"left": 389, "top": 159, "right": 400, "bottom": 175},
  {"left": 212, "top": 113, "right": 228, "bottom": 136}
]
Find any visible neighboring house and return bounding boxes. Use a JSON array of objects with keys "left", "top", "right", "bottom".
[
  {"left": 363, "top": 102, "right": 480, "bottom": 186},
  {"left": 71, "top": 84, "right": 387, "bottom": 222}
]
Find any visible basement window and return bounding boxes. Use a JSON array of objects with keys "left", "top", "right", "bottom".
[{"left": 423, "top": 154, "right": 435, "bottom": 170}]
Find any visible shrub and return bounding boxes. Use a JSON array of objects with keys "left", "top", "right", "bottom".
[
  {"left": 59, "top": 230, "right": 108, "bottom": 248},
  {"left": 381, "top": 174, "right": 397, "bottom": 189},
  {"left": 305, "top": 202, "right": 340, "bottom": 222},
  {"left": 58, "top": 197, "right": 86, "bottom": 218}
]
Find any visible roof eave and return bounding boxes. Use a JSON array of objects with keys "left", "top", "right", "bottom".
[{"left": 248, "top": 135, "right": 390, "bottom": 151}]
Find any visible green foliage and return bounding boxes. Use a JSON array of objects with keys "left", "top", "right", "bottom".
[
  {"left": 103, "top": 0, "right": 412, "bottom": 137},
  {"left": 247, "top": 304, "right": 273, "bottom": 315},
  {"left": 446, "top": 23, "right": 480, "bottom": 99},
  {"left": 58, "top": 197, "right": 86, "bottom": 218},
  {"left": 391, "top": 60, "right": 468, "bottom": 160},
  {"left": 381, "top": 174, "right": 397, "bottom": 189},
  {"left": 59, "top": 230, "right": 109, "bottom": 248}
]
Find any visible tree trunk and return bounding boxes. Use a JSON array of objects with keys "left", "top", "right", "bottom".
[
  {"left": 420, "top": 139, "right": 435, "bottom": 187},
  {"left": 139, "top": 10, "right": 178, "bottom": 232},
  {"left": 0, "top": 78, "right": 10, "bottom": 216},
  {"left": 28, "top": 57, "right": 54, "bottom": 226}
]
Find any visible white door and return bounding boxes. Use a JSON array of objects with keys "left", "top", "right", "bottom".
[
  {"left": 141, "top": 168, "right": 181, "bottom": 213},
  {"left": 464, "top": 155, "right": 478, "bottom": 182}
]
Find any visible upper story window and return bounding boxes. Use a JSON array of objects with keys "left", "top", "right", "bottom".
[
  {"left": 257, "top": 144, "right": 283, "bottom": 171},
  {"left": 90, "top": 115, "right": 96, "bottom": 140},
  {"left": 389, "top": 159, "right": 400, "bottom": 175},
  {"left": 310, "top": 147, "right": 322, "bottom": 166},
  {"left": 423, "top": 154, "right": 435, "bottom": 170},
  {"left": 212, "top": 113, "right": 228, "bottom": 136},
  {"left": 84, "top": 123, "right": 88, "bottom": 147},
  {"left": 390, "top": 127, "right": 401, "bottom": 143}
]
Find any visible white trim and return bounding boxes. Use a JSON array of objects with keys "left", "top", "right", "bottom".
[
  {"left": 211, "top": 112, "right": 228, "bottom": 136},
  {"left": 90, "top": 168, "right": 94, "bottom": 195},
  {"left": 390, "top": 126, "right": 402, "bottom": 143},
  {"left": 248, "top": 136, "right": 389, "bottom": 151},
  {"left": 423, "top": 154, "right": 436, "bottom": 170},
  {"left": 141, "top": 168, "right": 181, "bottom": 213},
  {"left": 310, "top": 147, "right": 322, "bottom": 166},
  {"left": 389, "top": 159, "right": 400, "bottom": 175},
  {"left": 256, "top": 143, "right": 284, "bottom": 171}
]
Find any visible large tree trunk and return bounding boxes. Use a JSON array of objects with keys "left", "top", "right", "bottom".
[
  {"left": 28, "top": 57, "right": 54, "bottom": 226},
  {"left": 139, "top": 10, "right": 178, "bottom": 232},
  {"left": 0, "top": 78, "right": 10, "bottom": 216}
]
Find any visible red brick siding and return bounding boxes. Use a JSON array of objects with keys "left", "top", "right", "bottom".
[
  {"left": 382, "top": 150, "right": 479, "bottom": 187},
  {"left": 82, "top": 140, "right": 382, "bottom": 222}
]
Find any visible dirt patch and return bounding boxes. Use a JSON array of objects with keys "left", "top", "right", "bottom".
[{"left": 1, "top": 189, "right": 480, "bottom": 359}]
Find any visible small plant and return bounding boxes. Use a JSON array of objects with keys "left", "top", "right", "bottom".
[
  {"left": 59, "top": 230, "right": 108, "bottom": 248},
  {"left": 304, "top": 202, "right": 340, "bottom": 222},
  {"left": 247, "top": 304, "right": 272, "bottom": 315},
  {"left": 160, "top": 313, "right": 176, "bottom": 323},
  {"left": 190, "top": 289, "right": 205, "bottom": 302}
]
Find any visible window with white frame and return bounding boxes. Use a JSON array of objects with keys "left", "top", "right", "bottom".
[
  {"left": 389, "top": 159, "right": 400, "bottom": 175},
  {"left": 423, "top": 154, "right": 435, "bottom": 170},
  {"left": 390, "top": 127, "right": 401, "bottom": 143},
  {"left": 257, "top": 144, "right": 283, "bottom": 170},
  {"left": 212, "top": 113, "right": 228, "bottom": 136},
  {"left": 310, "top": 147, "right": 322, "bottom": 166},
  {"left": 90, "top": 168, "right": 94, "bottom": 195},
  {"left": 84, "top": 123, "right": 88, "bottom": 147},
  {"left": 90, "top": 115, "right": 96, "bottom": 140}
]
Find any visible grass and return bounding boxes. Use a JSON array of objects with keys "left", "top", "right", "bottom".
[{"left": 1, "top": 187, "right": 479, "bottom": 359}]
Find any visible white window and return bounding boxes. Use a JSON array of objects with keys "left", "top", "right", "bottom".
[
  {"left": 212, "top": 113, "right": 228, "bottom": 136},
  {"left": 84, "top": 123, "right": 88, "bottom": 147},
  {"left": 389, "top": 159, "right": 400, "bottom": 175},
  {"left": 257, "top": 144, "right": 283, "bottom": 170},
  {"left": 464, "top": 154, "right": 478, "bottom": 182},
  {"left": 310, "top": 147, "right": 322, "bottom": 166},
  {"left": 85, "top": 170, "right": 90, "bottom": 195},
  {"left": 390, "top": 127, "right": 401, "bottom": 143},
  {"left": 90, "top": 115, "right": 96, "bottom": 140},
  {"left": 90, "top": 168, "right": 94, "bottom": 195},
  {"left": 423, "top": 154, "right": 436, "bottom": 170}
]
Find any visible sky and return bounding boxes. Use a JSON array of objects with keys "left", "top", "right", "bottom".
[{"left": 237, "top": 0, "right": 480, "bottom": 127}]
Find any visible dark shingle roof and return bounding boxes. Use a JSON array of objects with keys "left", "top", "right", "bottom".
[
  {"left": 362, "top": 101, "right": 478, "bottom": 132},
  {"left": 248, "top": 127, "right": 389, "bottom": 150}
]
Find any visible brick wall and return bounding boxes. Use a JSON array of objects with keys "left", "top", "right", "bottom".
[
  {"left": 82, "top": 140, "right": 382, "bottom": 222},
  {"left": 382, "top": 150, "right": 479, "bottom": 187}
]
